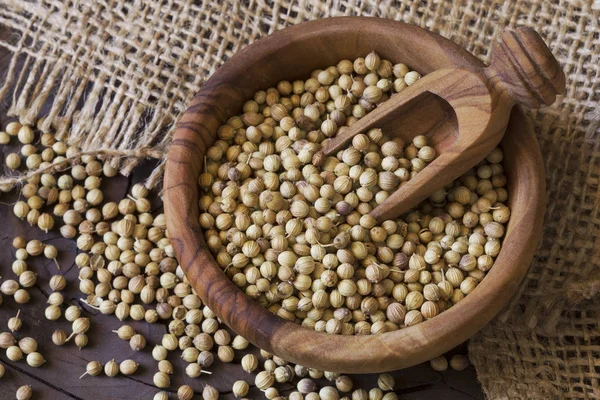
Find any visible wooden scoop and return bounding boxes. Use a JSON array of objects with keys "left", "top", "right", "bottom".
[{"left": 321, "top": 27, "right": 565, "bottom": 222}]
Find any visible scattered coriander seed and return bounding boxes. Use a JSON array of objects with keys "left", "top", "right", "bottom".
[
  {"left": 120, "top": 359, "right": 139, "bottom": 375},
  {"left": 6, "top": 153, "right": 21, "bottom": 169},
  {"left": 18, "top": 270, "right": 36, "bottom": 286},
  {"left": 1, "top": 280, "right": 19, "bottom": 295},
  {"left": 18, "top": 337, "right": 37, "bottom": 354},
  {"left": 14, "top": 289, "right": 30, "bottom": 304},
  {"left": 8, "top": 311, "right": 22, "bottom": 332},
  {"left": 26, "top": 352, "right": 46, "bottom": 368},
  {"left": 113, "top": 325, "right": 136, "bottom": 340},
  {"left": 233, "top": 380, "right": 250, "bottom": 398},
  {"left": 17, "top": 126, "right": 34, "bottom": 144},
  {"left": 429, "top": 356, "right": 448, "bottom": 371},
  {"left": 0, "top": 332, "right": 16, "bottom": 349},
  {"left": 105, "top": 359, "right": 119, "bottom": 377},
  {"left": 12, "top": 236, "right": 26, "bottom": 249},
  {"left": 377, "top": 373, "right": 395, "bottom": 391},
  {"left": 52, "top": 330, "right": 67, "bottom": 346},
  {"left": 159, "top": 360, "right": 174, "bottom": 375},
  {"left": 185, "top": 362, "right": 201, "bottom": 378},
  {"left": 152, "top": 345, "right": 168, "bottom": 361},
  {"left": 49, "top": 275, "right": 66, "bottom": 291},
  {"left": 43, "top": 244, "right": 61, "bottom": 269},
  {"left": 297, "top": 378, "right": 317, "bottom": 394},
  {"left": 197, "top": 351, "right": 214, "bottom": 368},
  {"left": 449, "top": 354, "right": 470, "bottom": 371},
  {"left": 16, "top": 385, "right": 33, "bottom": 400},
  {"left": 74, "top": 333, "right": 88, "bottom": 350},
  {"left": 69, "top": 318, "right": 90, "bottom": 340},
  {"left": 6, "top": 345, "right": 23, "bottom": 361},
  {"left": 65, "top": 306, "right": 81, "bottom": 322},
  {"left": 154, "top": 392, "right": 169, "bottom": 400},
  {"left": 153, "top": 371, "right": 171, "bottom": 389},
  {"left": 25, "top": 240, "right": 44, "bottom": 256},
  {"left": 80, "top": 361, "right": 103, "bottom": 379},
  {"left": 217, "top": 345, "right": 234, "bottom": 362},
  {"left": 0, "top": 131, "right": 9, "bottom": 144},
  {"left": 202, "top": 385, "right": 219, "bottom": 400},
  {"left": 0, "top": 362, "right": 4, "bottom": 378},
  {"left": 130, "top": 334, "right": 146, "bottom": 351},
  {"left": 256, "top": 370, "right": 275, "bottom": 390}
]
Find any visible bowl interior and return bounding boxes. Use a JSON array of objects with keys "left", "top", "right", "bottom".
[{"left": 165, "top": 17, "right": 545, "bottom": 373}]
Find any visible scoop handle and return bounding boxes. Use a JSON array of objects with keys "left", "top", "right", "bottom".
[{"left": 486, "top": 27, "right": 565, "bottom": 108}]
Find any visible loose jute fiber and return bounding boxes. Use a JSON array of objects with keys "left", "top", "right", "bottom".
[{"left": 0, "top": 0, "right": 599, "bottom": 398}]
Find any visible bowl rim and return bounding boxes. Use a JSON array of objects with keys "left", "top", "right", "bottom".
[{"left": 164, "top": 16, "right": 546, "bottom": 373}]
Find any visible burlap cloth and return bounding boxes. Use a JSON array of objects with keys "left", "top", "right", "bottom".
[{"left": 0, "top": 0, "right": 598, "bottom": 398}]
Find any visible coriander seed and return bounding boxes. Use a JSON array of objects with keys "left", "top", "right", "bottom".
[
  {"left": 8, "top": 311, "right": 22, "bottom": 332},
  {"left": 449, "top": 354, "right": 470, "bottom": 371},
  {"left": 52, "top": 330, "right": 67, "bottom": 346},
  {"left": 202, "top": 385, "right": 219, "bottom": 400},
  {"left": 7, "top": 345, "right": 23, "bottom": 361},
  {"left": 0, "top": 332, "right": 16, "bottom": 349},
  {"left": 119, "top": 359, "right": 139, "bottom": 375},
  {"left": 16, "top": 385, "right": 33, "bottom": 400},
  {"left": 233, "top": 380, "right": 249, "bottom": 398},
  {"left": 153, "top": 371, "right": 170, "bottom": 389},
  {"left": 26, "top": 352, "right": 46, "bottom": 368},
  {"left": 429, "top": 356, "right": 448, "bottom": 371},
  {"left": 154, "top": 392, "right": 168, "bottom": 400},
  {"left": 129, "top": 334, "right": 146, "bottom": 351}
]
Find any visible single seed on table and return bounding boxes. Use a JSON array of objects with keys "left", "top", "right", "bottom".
[
  {"left": 255, "top": 370, "right": 275, "bottom": 390},
  {"left": 113, "top": 325, "right": 136, "bottom": 340},
  {"left": 68, "top": 317, "right": 90, "bottom": 341},
  {"left": 18, "top": 270, "right": 36, "bottom": 286},
  {"left": 449, "top": 354, "right": 470, "bottom": 371},
  {"left": 80, "top": 361, "right": 103, "bottom": 378},
  {"left": 8, "top": 311, "right": 22, "bottom": 332},
  {"left": 6, "top": 153, "right": 21, "bottom": 169},
  {"left": 49, "top": 275, "right": 66, "bottom": 291},
  {"left": 1, "top": 280, "right": 19, "bottom": 296},
  {"left": 233, "top": 380, "right": 249, "bottom": 398},
  {"left": 159, "top": 360, "right": 174, "bottom": 375},
  {"left": 153, "top": 392, "right": 168, "bottom": 400},
  {"left": 202, "top": 385, "right": 219, "bottom": 400},
  {"left": 26, "top": 352, "right": 46, "bottom": 368},
  {"left": 0, "top": 362, "right": 4, "bottom": 378},
  {"left": 129, "top": 334, "right": 146, "bottom": 351},
  {"left": 18, "top": 337, "right": 37, "bottom": 354},
  {"left": 75, "top": 333, "right": 88, "bottom": 350},
  {"left": 0, "top": 332, "right": 16, "bottom": 349},
  {"left": 16, "top": 385, "right": 33, "bottom": 400},
  {"left": 119, "top": 359, "right": 139, "bottom": 375},
  {"left": 52, "top": 330, "right": 67, "bottom": 346},
  {"left": 429, "top": 355, "right": 448, "bottom": 371},
  {"left": 6, "top": 345, "right": 23, "bottom": 361},
  {"left": 65, "top": 306, "right": 81, "bottom": 322},
  {"left": 105, "top": 359, "right": 119, "bottom": 377},
  {"left": 43, "top": 244, "right": 61, "bottom": 269},
  {"left": 153, "top": 371, "right": 170, "bottom": 389},
  {"left": 14, "top": 289, "right": 30, "bottom": 304}
]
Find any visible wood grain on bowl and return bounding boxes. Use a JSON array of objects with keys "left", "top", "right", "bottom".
[{"left": 164, "top": 17, "right": 547, "bottom": 373}]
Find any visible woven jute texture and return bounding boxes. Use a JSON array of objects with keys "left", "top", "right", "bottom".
[{"left": 0, "top": 0, "right": 599, "bottom": 398}]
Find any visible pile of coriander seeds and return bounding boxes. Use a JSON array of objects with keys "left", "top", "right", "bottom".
[
  {"left": 0, "top": 51, "right": 505, "bottom": 400},
  {"left": 199, "top": 51, "right": 510, "bottom": 336}
]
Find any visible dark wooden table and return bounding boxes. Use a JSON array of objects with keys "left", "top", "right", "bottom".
[{"left": 0, "top": 24, "right": 484, "bottom": 400}]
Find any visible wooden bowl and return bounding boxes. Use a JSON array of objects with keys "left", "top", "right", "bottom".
[{"left": 164, "top": 17, "right": 545, "bottom": 373}]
